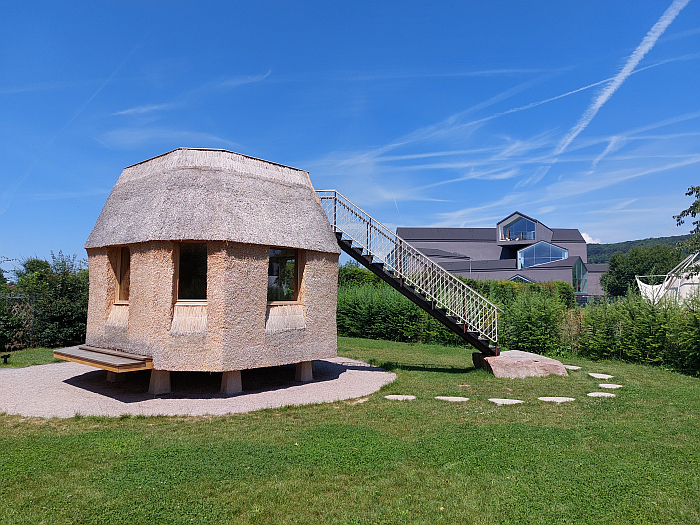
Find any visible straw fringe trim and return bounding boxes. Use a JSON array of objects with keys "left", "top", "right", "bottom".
[
  {"left": 265, "top": 304, "right": 306, "bottom": 334},
  {"left": 171, "top": 304, "right": 207, "bottom": 335}
]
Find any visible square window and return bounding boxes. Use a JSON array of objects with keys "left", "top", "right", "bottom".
[
  {"left": 178, "top": 243, "right": 207, "bottom": 300},
  {"left": 268, "top": 248, "right": 298, "bottom": 302}
]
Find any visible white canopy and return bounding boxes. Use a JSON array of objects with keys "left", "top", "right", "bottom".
[{"left": 636, "top": 252, "right": 700, "bottom": 304}]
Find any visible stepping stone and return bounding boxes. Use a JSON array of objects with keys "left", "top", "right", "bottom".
[
  {"left": 599, "top": 384, "right": 622, "bottom": 389},
  {"left": 588, "top": 373, "right": 614, "bottom": 379},
  {"left": 563, "top": 365, "right": 581, "bottom": 370},
  {"left": 587, "top": 392, "right": 615, "bottom": 398},
  {"left": 538, "top": 397, "right": 575, "bottom": 403},
  {"left": 384, "top": 395, "right": 416, "bottom": 401},
  {"left": 488, "top": 398, "right": 524, "bottom": 406},
  {"left": 435, "top": 396, "right": 469, "bottom": 402}
]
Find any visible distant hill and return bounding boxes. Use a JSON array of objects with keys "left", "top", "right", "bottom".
[{"left": 587, "top": 234, "right": 690, "bottom": 264}]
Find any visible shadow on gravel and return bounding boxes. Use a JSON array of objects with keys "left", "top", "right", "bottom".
[{"left": 62, "top": 359, "right": 387, "bottom": 402}]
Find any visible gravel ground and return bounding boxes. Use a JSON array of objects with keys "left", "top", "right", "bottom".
[{"left": 0, "top": 357, "right": 395, "bottom": 418}]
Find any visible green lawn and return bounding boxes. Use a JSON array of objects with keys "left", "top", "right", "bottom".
[
  {"left": 0, "top": 347, "right": 61, "bottom": 368},
  {"left": 0, "top": 337, "right": 698, "bottom": 524}
]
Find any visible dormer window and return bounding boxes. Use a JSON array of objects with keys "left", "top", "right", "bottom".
[
  {"left": 517, "top": 241, "right": 567, "bottom": 269},
  {"left": 500, "top": 216, "right": 535, "bottom": 241}
]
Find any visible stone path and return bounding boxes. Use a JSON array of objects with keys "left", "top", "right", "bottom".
[
  {"left": 589, "top": 373, "right": 614, "bottom": 379},
  {"left": 382, "top": 364, "right": 623, "bottom": 406},
  {"left": 488, "top": 398, "right": 524, "bottom": 406}
]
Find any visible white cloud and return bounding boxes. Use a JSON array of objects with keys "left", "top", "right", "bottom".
[{"left": 582, "top": 232, "right": 601, "bottom": 244}]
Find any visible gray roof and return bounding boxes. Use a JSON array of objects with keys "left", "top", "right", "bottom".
[
  {"left": 551, "top": 229, "right": 585, "bottom": 242},
  {"left": 397, "top": 227, "right": 496, "bottom": 241},
  {"left": 585, "top": 263, "right": 609, "bottom": 273},
  {"left": 85, "top": 148, "right": 340, "bottom": 254}
]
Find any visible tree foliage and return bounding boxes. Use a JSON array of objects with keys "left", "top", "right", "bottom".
[
  {"left": 674, "top": 185, "right": 700, "bottom": 265},
  {"left": 600, "top": 245, "right": 685, "bottom": 296},
  {"left": 0, "top": 251, "right": 88, "bottom": 350}
]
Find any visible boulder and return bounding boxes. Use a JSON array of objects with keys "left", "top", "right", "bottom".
[{"left": 473, "top": 350, "right": 568, "bottom": 379}]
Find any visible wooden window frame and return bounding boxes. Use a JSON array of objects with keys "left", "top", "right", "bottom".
[
  {"left": 174, "top": 241, "right": 208, "bottom": 305},
  {"left": 114, "top": 246, "right": 130, "bottom": 305},
  {"left": 267, "top": 247, "right": 301, "bottom": 305}
]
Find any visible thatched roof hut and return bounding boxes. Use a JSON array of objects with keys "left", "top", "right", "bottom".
[{"left": 60, "top": 148, "right": 340, "bottom": 395}]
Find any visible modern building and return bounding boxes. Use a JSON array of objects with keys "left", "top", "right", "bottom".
[
  {"left": 397, "top": 211, "right": 607, "bottom": 297},
  {"left": 57, "top": 148, "right": 340, "bottom": 394}
]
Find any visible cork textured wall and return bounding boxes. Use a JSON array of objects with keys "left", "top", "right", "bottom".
[{"left": 85, "top": 241, "right": 338, "bottom": 371}]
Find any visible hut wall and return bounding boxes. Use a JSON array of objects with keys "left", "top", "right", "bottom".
[{"left": 86, "top": 241, "right": 338, "bottom": 372}]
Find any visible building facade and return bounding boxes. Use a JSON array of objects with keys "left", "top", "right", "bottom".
[{"left": 397, "top": 212, "right": 607, "bottom": 297}]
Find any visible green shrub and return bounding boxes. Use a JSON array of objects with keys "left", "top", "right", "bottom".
[{"left": 499, "top": 289, "right": 567, "bottom": 355}]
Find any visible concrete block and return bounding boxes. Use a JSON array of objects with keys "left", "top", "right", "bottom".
[
  {"left": 295, "top": 361, "right": 313, "bottom": 382},
  {"left": 106, "top": 371, "right": 125, "bottom": 383},
  {"left": 148, "top": 369, "right": 171, "bottom": 395},
  {"left": 220, "top": 370, "right": 243, "bottom": 394}
]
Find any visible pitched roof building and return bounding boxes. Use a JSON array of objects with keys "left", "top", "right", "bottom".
[{"left": 397, "top": 211, "right": 607, "bottom": 297}]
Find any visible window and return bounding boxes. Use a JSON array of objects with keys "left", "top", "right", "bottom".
[
  {"left": 116, "top": 246, "right": 130, "bottom": 302},
  {"left": 501, "top": 216, "right": 535, "bottom": 241},
  {"left": 178, "top": 243, "right": 207, "bottom": 300},
  {"left": 509, "top": 274, "right": 532, "bottom": 283},
  {"left": 267, "top": 248, "right": 298, "bottom": 302},
  {"left": 572, "top": 259, "right": 588, "bottom": 294},
  {"left": 517, "top": 241, "right": 568, "bottom": 269}
]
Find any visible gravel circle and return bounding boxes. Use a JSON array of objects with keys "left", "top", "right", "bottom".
[{"left": 0, "top": 358, "right": 396, "bottom": 418}]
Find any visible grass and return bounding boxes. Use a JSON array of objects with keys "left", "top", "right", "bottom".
[
  {"left": 0, "top": 336, "right": 698, "bottom": 524},
  {"left": 0, "top": 347, "right": 61, "bottom": 368}
]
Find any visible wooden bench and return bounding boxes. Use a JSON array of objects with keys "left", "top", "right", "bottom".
[{"left": 54, "top": 345, "right": 153, "bottom": 373}]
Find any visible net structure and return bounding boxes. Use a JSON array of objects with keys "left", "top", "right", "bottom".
[
  {"left": 317, "top": 190, "right": 500, "bottom": 343},
  {"left": 636, "top": 252, "right": 700, "bottom": 304}
]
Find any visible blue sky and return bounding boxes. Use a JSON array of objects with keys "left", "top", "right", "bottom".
[{"left": 1, "top": 1, "right": 699, "bottom": 268}]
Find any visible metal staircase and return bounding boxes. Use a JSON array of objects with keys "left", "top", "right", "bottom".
[{"left": 317, "top": 190, "right": 500, "bottom": 355}]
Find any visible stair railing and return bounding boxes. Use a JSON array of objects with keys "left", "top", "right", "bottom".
[{"left": 317, "top": 190, "right": 500, "bottom": 343}]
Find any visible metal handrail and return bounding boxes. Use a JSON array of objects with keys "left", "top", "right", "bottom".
[{"left": 317, "top": 189, "right": 500, "bottom": 342}]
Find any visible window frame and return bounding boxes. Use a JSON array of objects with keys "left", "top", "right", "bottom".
[
  {"left": 174, "top": 241, "right": 208, "bottom": 304},
  {"left": 114, "top": 246, "right": 130, "bottom": 305},
  {"left": 267, "top": 247, "right": 300, "bottom": 305},
  {"left": 516, "top": 241, "right": 568, "bottom": 270}
]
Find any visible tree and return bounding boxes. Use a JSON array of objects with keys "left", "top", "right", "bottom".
[
  {"left": 674, "top": 185, "right": 700, "bottom": 272},
  {"left": 600, "top": 244, "right": 685, "bottom": 296}
]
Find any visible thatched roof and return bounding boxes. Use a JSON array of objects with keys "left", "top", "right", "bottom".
[{"left": 85, "top": 148, "right": 340, "bottom": 254}]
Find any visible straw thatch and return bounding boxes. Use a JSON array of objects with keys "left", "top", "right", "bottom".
[{"left": 85, "top": 148, "right": 339, "bottom": 254}]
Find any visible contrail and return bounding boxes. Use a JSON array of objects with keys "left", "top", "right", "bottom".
[
  {"left": 0, "top": 41, "right": 142, "bottom": 216},
  {"left": 554, "top": 0, "right": 691, "bottom": 155}
]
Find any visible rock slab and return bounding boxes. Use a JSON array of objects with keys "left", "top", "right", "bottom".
[{"left": 474, "top": 350, "right": 568, "bottom": 379}]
